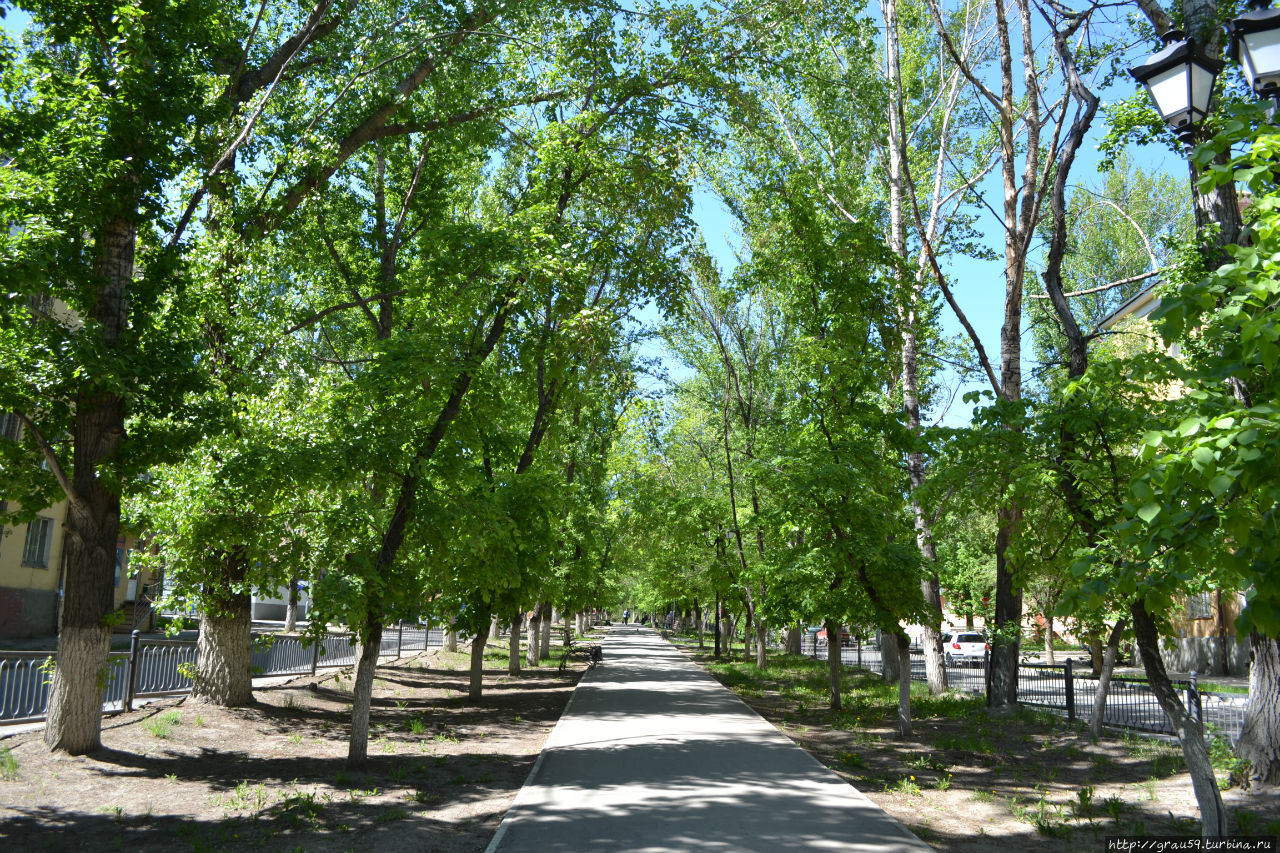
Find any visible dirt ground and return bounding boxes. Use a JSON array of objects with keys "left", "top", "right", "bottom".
[
  {"left": 0, "top": 643, "right": 581, "bottom": 853},
  {"left": 679, "top": 642, "right": 1280, "bottom": 852}
]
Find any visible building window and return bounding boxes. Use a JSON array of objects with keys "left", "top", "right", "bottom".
[
  {"left": 1187, "top": 592, "right": 1213, "bottom": 620},
  {"left": 0, "top": 412, "right": 21, "bottom": 442},
  {"left": 22, "top": 516, "right": 54, "bottom": 568}
]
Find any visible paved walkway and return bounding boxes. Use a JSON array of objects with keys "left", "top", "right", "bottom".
[{"left": 487, "top": 626, "right": 929, "bottom": 852}]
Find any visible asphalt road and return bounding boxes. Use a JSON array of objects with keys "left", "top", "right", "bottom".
[{"left": 487, "top": 625, "right": 929, "bottom": 853}]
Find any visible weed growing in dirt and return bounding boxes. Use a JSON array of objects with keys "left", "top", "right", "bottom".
[
  {"left": 194, "top": 714, "right": 205, "bottom": 727},
  {"left": 286, "top": 733, "right": 302, "bottom": 744},
  {"left": 146, "top": 710, "right": 182, "bottom": 739},
  {"left": 887, "top": 776, "right": 923, "bottom": 797},
  {"left": 0, "top": 747, "right": 18, "bottom": 782},
  {"left": 1071, "top": 784, "right": 1095, "bottom": 818},
  {"left": 407, "top": 717, "right": 427, "bottom": 735}
]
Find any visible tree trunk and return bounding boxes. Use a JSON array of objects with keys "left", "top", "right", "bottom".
[
  {"left": 896, "top": 632, "right": 913, "bottom": 739},
  {"left": 882, "top": 629, "right": 901, "bottom": 685},
  {"left": 1237, "top": 631, "right": 1280, "bottom": 787},
  {"left": 713, "top": 594, "right": 722, "bottom": 658},
  {"left": 743, "top": 608, "right": 754, "bottom": 664},
  {"left": 786, "top": 624, "right": 802, "bottom": 655},
  {"left": 1090, "top": 637, "right": 1104, "bottom": 676},
  {"left": 489, "top": 615, "right": 501, "bottom": 644},
  {"left": 526, "top": 604, "right": 541, "bottom": 667},
  {"left": 1044, "top": 614, "right": 1055, "bottom": 665},
  {"left": 1088, "top": 619, "right": 1127, "bottom": 742},
  {"left": 44, "top": 217, "right": 134, "bottom": 755},
  {"left": 989, "top": 505, "right": 1022, "bottom": 707},
  {"left": 508, "top": 615, "right": 521, "bottom": 676},
  {"left": 695, "top": 600, "right": 704, "bottom": 649},
  {"left": 826, "top": 620, "right": 842, "bottom": 711},
  {"left": 444, "top": 626, "right": 457, "bottom": 653},
  {"left": 755, "top": 617, "right": 767, "bottom": 668},
  {"left": 284, "top": 574, "right": 299, "bottom": 633},
  {"left": 540, "top": 605, "right": 553, "bottom": 661},
  {"left": 884, "top": 0, "right": 946, "bottom": 698},
  {"left": 469, "top": 620, "right": 490, "bottom": 701},
  {"left": 192, "top": 552, "right": 253, "bottom": 707},
  {"left": 347, "top": 616, "right": 382, "bottom": 767},
  {"left": 1132, "top": 599, "right": 1227, "bottom": 835}
]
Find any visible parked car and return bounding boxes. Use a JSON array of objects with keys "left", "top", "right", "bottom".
[
  {"left": 816, "top": 626, "right": 852, "bottom": 647},
  {"left": 944, "top": 631, "right": 988, "bottom": 665}
]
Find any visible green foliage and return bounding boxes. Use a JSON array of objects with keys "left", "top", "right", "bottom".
[{"left": 1115, "top": 105, "right": 1280, "bottom": 637}]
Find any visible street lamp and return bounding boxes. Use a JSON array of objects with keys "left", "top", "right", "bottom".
[
  {"left": 1230, "top": 0, "right": 1280, "bottom": 108},
  {"left": 1129, "top": 29, "right": 1224, "bottom": 144}
]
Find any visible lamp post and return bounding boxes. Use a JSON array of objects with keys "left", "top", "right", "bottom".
[
  {"left": 1230, "top": 0, "right": 1280, "bottom": 111},
  {"left": 1128, "top": 29, "right": 1224, "bottom": 145}
]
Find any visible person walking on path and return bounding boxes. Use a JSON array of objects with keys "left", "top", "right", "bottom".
[{"left": 487, "top": 625, "right": 929, "bottom": 852}]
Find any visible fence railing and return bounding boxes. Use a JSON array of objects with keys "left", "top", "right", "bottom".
[
  {"left": 0, "top": 623, "right": 445, "bottom": 725},
  {"left": 799, "top": 635, "right": 1246, "bottom": 743}
]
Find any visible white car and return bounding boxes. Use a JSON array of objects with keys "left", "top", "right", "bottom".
[{"left": 943, "top": 632, "right": 988, "bottom": 665}]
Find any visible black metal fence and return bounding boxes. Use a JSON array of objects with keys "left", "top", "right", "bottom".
[
  {"left": 799, "top": 635, "right": 1246, "bottom": 743},
  {"left": 0, "top": 624, "right": 447, "bottom": 725}
]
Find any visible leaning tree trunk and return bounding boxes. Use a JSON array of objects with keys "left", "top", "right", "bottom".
[
  {"left": 1132, "top": 599, "right": 1227, "bottom": 835},
  {"left": 509, "top": 615, "right": 521, "bottom": 676},
  {"left": 826, "top": 620, "right": 843, "bottom": 711},
  {"left": 896, "top": 632, "right": 913, "bottom": 739},
  {"left": 1237, "top": 631, "right": 1280, "bottom": 787},
  {"left": 1088, "top": 618, "right": 1128, "bottom": 742},
  {"left": 192, "top": 551, "right": 254, "bottom": 707},
  {"left": 44, "top": 217, "right": 134, "bottom": 756},
  {"left": 347, "top": 615, "right": 382, "bottom": 767},
  {"left": 469, "top": 619, "right": 490, "bottom": 701}
]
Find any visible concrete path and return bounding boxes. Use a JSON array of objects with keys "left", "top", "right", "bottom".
[{"left": 487, "top": 626, "right": 929, "bottom": 853}]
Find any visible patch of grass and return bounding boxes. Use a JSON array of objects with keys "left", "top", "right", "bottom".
[
  {"left": 286, "top": 733, "right": 303, "bottom": 744},
  {"left": 146, "top": 710, "right": 182, "bottom": 739},
  {"left": 0, "top": 747, "right": 18, "bottom": 781},
  {"left": 408, "top": 717, "right": 426, "bottom": 735}
]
